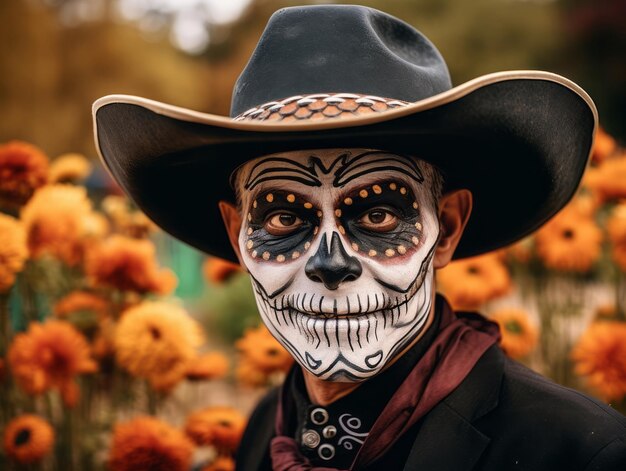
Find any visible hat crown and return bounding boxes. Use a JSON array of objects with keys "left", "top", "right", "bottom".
[{"left": 230, "top": 5, "right": 452, "bottom": 117}]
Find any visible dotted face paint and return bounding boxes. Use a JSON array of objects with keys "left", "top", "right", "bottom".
[
  {"left": 335, "top": 180, "right": 423, "bottom": 260},
  {"left": 245, "top": 190, "right": 320, "bottom": 262}
]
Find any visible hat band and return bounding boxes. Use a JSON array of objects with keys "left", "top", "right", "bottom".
[{"left": 234, "top": 93, "right": 410, "bottom": 122}]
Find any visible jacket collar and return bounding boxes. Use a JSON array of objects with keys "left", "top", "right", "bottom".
[{"left": 402, "top": 344, "right": 505, "bottom": 471}]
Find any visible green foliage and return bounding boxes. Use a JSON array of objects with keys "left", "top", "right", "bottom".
[{"left": 201, "top": 272, "right": 260, "bottom": 343}]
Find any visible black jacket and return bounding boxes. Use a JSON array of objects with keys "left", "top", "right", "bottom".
[{"left": 235, "top": 346, "right": 626, "bottom": 470}]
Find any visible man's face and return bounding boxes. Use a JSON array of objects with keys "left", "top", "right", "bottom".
[{"left": 235, "top": 149, "right": 440, "bottom": 382}]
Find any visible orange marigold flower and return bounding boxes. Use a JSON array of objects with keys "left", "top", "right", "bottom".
[
  {"left": 591, "top": 127, "right": 617, "bottom": 164},
  {"left": 114, "top": 301, "right": 205, "bottom": 392},
  {"left": 7, "top": 320, "right": 97, "bottom": 406},
  {"left": 436, "top": 253, "right": 511, "bottom": 310},
  {"left": 3, "top": 414, "right": 54, "bottom": 464},
  {"left": 101, "top": 195, "right": 156, "bottom": 238},
  {"left": 0, "top": 213, "right": 28, "bottom": 293},
  {"left": 0, "top": 140, "right": 49, "bottom": 207},
  {"left": 108, "top": 416, "right": 194, "bottom": 471},
  {"left": 203, "top": 257, "right": 242, "bottom": 284},
  {"left": 235, "top": 359, "right": 269, "bottom": 388},
  {"left": 53, "top": 290, "right": 110, "bottom": 319},
  {"left": 92, "top": 317, "right": 116, "bottom": 360},
  {"left": 236, "top": 325, "right": 294, "bottom": 375},
  {"left": 184, "top": 406, "right": 247, "bottom": 452},
  {"left": 490, "top": 308, "right": 539, "bottom": 359},
  {"left": 186, "top": 352, "right": 230, "bottom": 381},
  {"left": 202, "top": 456, "right": 236, "bottom": 471},
  {"left": 583, "top": 154, "right": 626, "bottom": 203},
  {"left": 49, "top": 153, "right": 92, "bottom": 183},
  {"left": 534, "top": 205, "right": 602, "bottom": 273},
  {"left": 84, "top": 235, "right": 177, "bottom": 294},
  {"left": 571, "top": 321, "right": 626, "bottom": 401},
  {"left": 607, "top": 202, "right": 626, "bottom": 271},
  {"left": 20, "top": 184, "right": 95, "bottom": 266}
]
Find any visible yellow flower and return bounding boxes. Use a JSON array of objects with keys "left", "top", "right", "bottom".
[
  {"left": 49, "top": 153, "right": 92, "bottom": 183},
  {"left": 108, "top": 416, "right": 194, "bottom": 471},
  {"left": 571, "top": 321, "right": 626, "bottom": 401},
  {"left": 0, "top": 213, "right": 28, "bottom": 292},
  {"left": 185, "top": 352, "right": 230, "bottom": 381},
  {"left": 20, "top": 184, "right": 95, "bottom": 266},
  {"left": 489, "top": 308, "right": 539, "bottom": 359},
  {"left": 84, "top": 235, "right": 177, "bottom": 294},
  {"left": 184, "top": 406, "right": 247, "bottom": 452},
  {"left": 203, "top": 257, "right": 242, "bottom": 284},
  {"left": 436, "top": 253, "right": 511, "bottom": 310},
  {"left": 535, "top": 204, "right": 602, "bottom": 272},
  {"left": 114, "top": 301, "right": 205, "bottom": 392},
  {"left": 0, "top": 140, "right": 49, "bottom": 207},
  {"left": 7, "top": 320, "right": 97, "bottom": 407},
  {"left": 3, "top": 414, "right": 54, "bottom": 464}
]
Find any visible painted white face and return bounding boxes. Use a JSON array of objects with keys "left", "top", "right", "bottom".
[{"left": 236, "top": 149, "right": 440, "bottom": 382}]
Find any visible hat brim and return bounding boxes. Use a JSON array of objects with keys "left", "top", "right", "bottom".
[{"left": 93, "top": 70, "right": 597, "bottom": 262}]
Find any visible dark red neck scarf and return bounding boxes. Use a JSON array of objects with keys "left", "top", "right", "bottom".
[{"left": 270, "top": 298, "right": 501, "bottom": 471}]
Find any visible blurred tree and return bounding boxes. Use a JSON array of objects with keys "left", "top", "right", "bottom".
[{"left": 557, "top": 0, "right": 626, "bottom": 141}]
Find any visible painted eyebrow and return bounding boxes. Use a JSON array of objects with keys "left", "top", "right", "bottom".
[
  {"left": 243, "top": 150, "right": 424, "bottom": 191},
  {"left": 243, "top": 157, "right": 324, "bottom": 190},
  {"left": 333, "top": 152, "right": 424, "bottom": 187}
]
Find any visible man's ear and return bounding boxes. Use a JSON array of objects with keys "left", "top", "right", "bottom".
[
  {"left": 218, "top": 200, "right": 245, "bottom": 267},
  {"left": 433, "top": 189, "right": 473, "bottom": 269}
]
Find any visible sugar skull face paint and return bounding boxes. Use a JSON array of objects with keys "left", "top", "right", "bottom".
[{"left": 236, "top": 149, "right": 440, "bottom": 382}]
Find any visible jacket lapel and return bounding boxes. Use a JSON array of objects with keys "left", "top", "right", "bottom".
[{"left": 402, "top": 345, "right": 505, "bottom": 471}]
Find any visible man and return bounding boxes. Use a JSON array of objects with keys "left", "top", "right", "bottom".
[{"left": 92, "top": 5, "right": 626, "bottom": 470}]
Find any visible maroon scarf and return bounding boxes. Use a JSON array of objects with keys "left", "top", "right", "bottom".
[{"left": 270, "top": 299, "right": 501, "bottom": 471}]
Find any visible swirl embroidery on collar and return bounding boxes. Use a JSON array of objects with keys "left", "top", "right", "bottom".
[{"left": 337, "top": 413, "right": 369, "bottom": 450}]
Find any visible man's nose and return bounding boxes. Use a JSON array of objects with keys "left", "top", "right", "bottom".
[{"left": 305, "top": 232, "right": 362, "bottom": 290}]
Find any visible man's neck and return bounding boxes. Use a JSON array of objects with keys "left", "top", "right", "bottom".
[{"left": 302, "top": 292, "right": 436, "bottom": 406}]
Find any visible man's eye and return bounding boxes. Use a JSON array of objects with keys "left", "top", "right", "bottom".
[
  {"left": 357, "top": 209, "right": 399, "bottom": 232},
  {"left": 265, "top": 212, "right": 303, "bottom": 235}
]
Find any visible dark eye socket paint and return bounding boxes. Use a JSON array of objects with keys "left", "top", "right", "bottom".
[
  {"left": 336, "top": 180, "right": 424, "bottom": 258},
  {"left": 244, "top": 190, "right": 320, "bottom": 262}
]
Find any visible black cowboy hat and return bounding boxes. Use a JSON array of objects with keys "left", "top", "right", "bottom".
[{"left": 92, "top": 4, "right": 597, "bottom": 262}]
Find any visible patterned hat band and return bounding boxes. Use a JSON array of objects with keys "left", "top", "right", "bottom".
[{"left": 233, "top": 93, "right": 410, "bottom": 122}]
